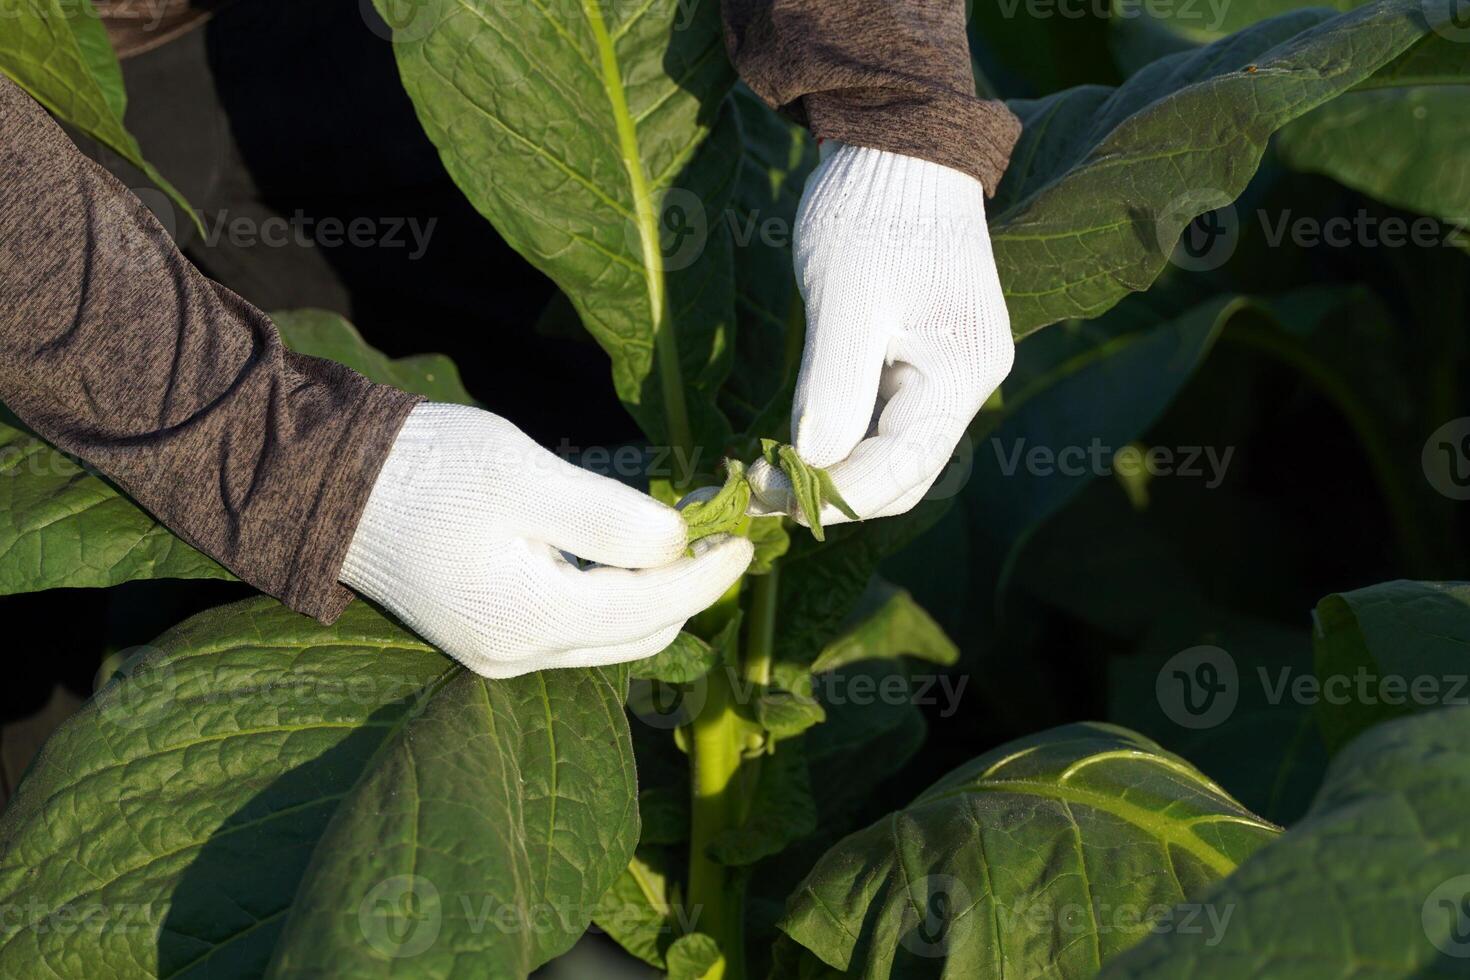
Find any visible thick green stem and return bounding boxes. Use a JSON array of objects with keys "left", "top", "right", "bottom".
[
  {"left": 685, "top": 570, "right": 779, "bottom": 979},
  {"left": 744, "top": 570, "right": 779, "bottom": 689},
  {"left": 733, "top": 569, "right": 780, "bottom": 829},
  {"left": 688, "top": 665, "right": 745, "bottom": 979}
]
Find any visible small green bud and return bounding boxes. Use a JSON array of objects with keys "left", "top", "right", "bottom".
[{"left": 682, "top": 459, "right": 751, "bottom": 547}]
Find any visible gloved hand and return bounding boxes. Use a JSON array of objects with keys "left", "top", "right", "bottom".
[
  {"left": 340, "top": 403, "right": 753, "bottom": 678},
  {"left": 747, "top": 141, "right": 1015, "bottom": 526}
]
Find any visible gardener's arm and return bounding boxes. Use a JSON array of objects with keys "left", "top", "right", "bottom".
[
  {"left": 723, "top": 0, "right": 1019, "bottom": 192},
  {"left": 0, "top": 73, "right": 419, "bottom": 622},
  {"left": 0, "top": 76, "right": 749, "bottom": 676},
  {"left": 725, "top": 0, "right": 1021, "bottom": 524}
]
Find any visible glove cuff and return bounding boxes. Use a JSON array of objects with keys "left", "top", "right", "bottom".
[
  {"left": 339, "top": 402, "right": 474, "bottom": 598},
  {"left": 799, "top": 143, "right": 991, "bottom": 251},
  {"left": 810, "top": 142, "right": 987, "bottom": 216}
]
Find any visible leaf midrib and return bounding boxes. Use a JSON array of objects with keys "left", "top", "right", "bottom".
[
  {"left": 922, "top": 777, "right": 1275, "bottom": 876},
  {"left": 579, "top": 0, "right": 691, "bottom": 454}
]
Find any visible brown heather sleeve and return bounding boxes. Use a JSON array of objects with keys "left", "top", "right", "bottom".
[
  {"left": 722, "top": 0, "right": 1021, "bottom": 194},
  {"left": 0, "top": 75, "right": 422, "bottom": 623}
]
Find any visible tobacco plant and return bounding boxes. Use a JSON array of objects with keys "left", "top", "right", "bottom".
[{"left": 0, "top": 0, "right": 1467, "bottom": 978}]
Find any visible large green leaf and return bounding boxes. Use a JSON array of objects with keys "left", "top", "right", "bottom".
[
  {"left": 1363, "top": 29, "right": 1470, "bottom": 87},
  {"left": 65, "top": 0, "right": 125, "bottom": 119},
  {"left": 1312, "top": 580, "right": 1470, "bottom": 754},
  {"left": 1108, "top": 0, "right": 1462, "bottom": 75},
  {"left": 268, "top": 667, "right": 637, "bottom": 977},
  {"left": 0, "top": 0, "right": 195, "bottom": 227},
  {"left": 1110, "top": 0, "right": 1470, "bottom": 234},
  {"left": 0, "top": 598, "right": 637, "bottom": 979},
  {"left": 1107, "top": 0, "right": 1358, "bottom": 72},
  {"left": 991, "top": 0, "right": 1438, "bottom": 336},
  {"left": 375, "top": 0, "right": 737, "bottom": 454},
  {"left": 0, "top": 314, "right": 469, "bottom": 595},
  {"left": 0, "top": 420, "right": 234, "bottom": 593},
  {"left": 1277, "top": 85, "right": 1470, "bottom": 231},
  {"left": 1102, "top": 707, "right": 1470, "bottom": 978},
  {"left": 779, "top": 723, "right": 1279, "bottom": 978}
]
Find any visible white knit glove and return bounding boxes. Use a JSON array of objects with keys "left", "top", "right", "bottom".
[
  {"left": 340, "top": 403, "right": 753, "bottom": 678},
  {"left": 747, "top": 142, "right": 1015, "bottom": 526}
]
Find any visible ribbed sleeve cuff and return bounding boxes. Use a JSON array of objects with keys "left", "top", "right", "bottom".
[
  {"left": 802, "top": 90, "right": 1022, "bottom": 197},
  {"left": 281, "top": 383, "right": 424, "bottom": 624}
]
